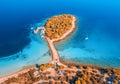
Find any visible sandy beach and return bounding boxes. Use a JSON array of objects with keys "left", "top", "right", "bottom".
[
  {"left": 0, "top": 15, "right": 120, "bottom": 84},
  {"left": 0, "top": 15, "right": 76, "bottom": 83},
  {"left": 0, "top": 66, "right": 35, "bottom": 83}
]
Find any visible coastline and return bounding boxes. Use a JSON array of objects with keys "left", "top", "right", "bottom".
[
  {"left": 0, "top": 15, "right": 77, "bottom": 82},
  {"left": 52, "top": 16, "right": 77, "bottom": 44},
  {"left": 47, "top": 15, "right": 77, "bottom": 61},
  {"left": 1, "top": 58, "right": 119, "bottom": 83},
  {"left": 1, "top": 15, "right": 120, "bottom": 84},
  {"left": 0, "top": 66, "right": 35, "bottom": 83}
]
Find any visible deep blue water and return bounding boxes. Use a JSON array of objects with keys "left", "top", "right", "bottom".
[
  {"left": 0, "top": 0, "right": 120, "bottom": 57},
  {"left": 0, "top": 0, "right": 120, "bottom": 76}
]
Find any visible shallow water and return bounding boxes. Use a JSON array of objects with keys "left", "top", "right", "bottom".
[
  {"left": 0, "top": 0, "right": 120, "bottom": 76},
  {"left": 0, "top": 31, "right": 51, "bottom": 76},
  {"left": 57, "top": 15, "right": 120, "bottom": 68}
]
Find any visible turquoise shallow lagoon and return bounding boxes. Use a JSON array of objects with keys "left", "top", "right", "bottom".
[
  {"left": 57, "top": 16, "right": 120, "bottom": 68},
  {"left": 0, "top": 30, "right": 51, "bottom": 76},
  {"left": 0, "top": 0, "right": 120, "bottom": 76}
]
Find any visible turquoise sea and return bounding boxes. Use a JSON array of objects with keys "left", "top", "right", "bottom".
[{"left": 0, "top": 0, "right": 120, "bottom": 76}]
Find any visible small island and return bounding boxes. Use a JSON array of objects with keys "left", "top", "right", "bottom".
[
  {"left": 34, "top": 14, "right": 76, "bottom": 62},
  {"left": 1, "top": 14, "right": 120, "bottom": 84},
  {"left": 45, "top": 14, "right": 75, "bottom": 40}
]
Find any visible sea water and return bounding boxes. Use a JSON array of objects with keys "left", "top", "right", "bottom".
[{"left": 0, "top": 0, "right": 120, "bottom": 76}]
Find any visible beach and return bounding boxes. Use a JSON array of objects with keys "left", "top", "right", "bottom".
[
  {"left": 0, "top": 14, "right": 120, "bottom": 84},
  {"left": 0, "top": 14, "right": 76, "bottom": 83}
]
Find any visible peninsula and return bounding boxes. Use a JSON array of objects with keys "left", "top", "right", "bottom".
[{"left": 1, "top": 14, "right": 120, "bottom": 84}]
